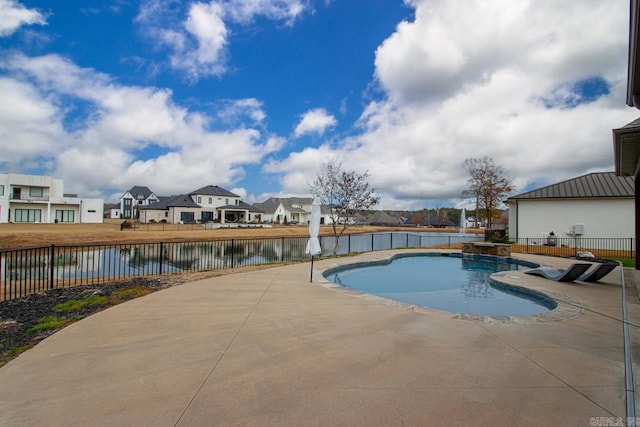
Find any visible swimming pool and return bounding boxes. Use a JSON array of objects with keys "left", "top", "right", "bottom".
[{"left": 323, "top": 253, "right": 557, "bottom": 317}]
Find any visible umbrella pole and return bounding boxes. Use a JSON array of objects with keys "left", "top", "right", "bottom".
[{"left": 310, "top": 255, "right": 314, "bottom": 283}]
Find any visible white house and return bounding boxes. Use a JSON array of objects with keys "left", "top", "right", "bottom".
[
  {"left": 0, "top": 173, "right": 104, "bottom": 223},
  {"left": 119, "top": 186, "right": 160, "bottom": 219},
  {"left": 138, "top": 185, "right": 264, "bottom": 224},
  {"left": 138, "top": 194, "right": 202, "bottom": 224},
  {"left": 253, "top": 197, "right": 333, "bottom": 224},
  {"left": 506, "top": 172, "right": 634, "bottom": 239}
]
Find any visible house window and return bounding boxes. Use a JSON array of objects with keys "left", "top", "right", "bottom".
[
  {"left": 0, "top": 185, "right": 3, "bottom": 196},
  {"left": 235, "top": 199, "right": 239, "bottom": 205},
  {"left": 14, "top": 209, "right": 42, "bottom": 223},
  {"left": 180, "top": 212, "right": 194, "bottom": 221},
  {"left": 198, "top": 197, "right": 202, "bottom": 203},
  {"left": 138, "top": 200, "right": 143, "bottom": 205},
  {"left": 208, "top": 197, "right": 212, "bottom": 204},
  {"left": 124, "top": 198, "right": 132, "bottom": 206},
  {"left": 29, "top": 187, "right": 43, "bottom": 198},
  {"left": 55, "top": 210, "right": 75, "bottom": 223},
  {"left": 225, "top": 198, "right": 229, "bottom": 205},
  {"left": 164, "top": 212, "right": 168, "bottom": 217}
]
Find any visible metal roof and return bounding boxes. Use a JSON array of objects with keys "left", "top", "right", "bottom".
[{"left": 508, "top": 172, "right": 634, "bottom": 200}]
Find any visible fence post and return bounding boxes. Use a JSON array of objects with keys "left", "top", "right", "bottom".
[
  {"left": 231, "top": 239, "right": 235, "bottom": 268},
  {"left": 406, "top": 233, "right": 409, "bottom": 248},
  {"left": 159, "top": 242, "right": 164, "bottom": 275},
  {"left": 448, "top": 236, "right": 451, "bottom": 248},
  {"left": 348, "top": 235, "right": 351, "bottom": 254},
  {"left": 632, "top": 238, "right": 635, "bottom": 260},
  {"left": 371, "top": 233, "right": 374, "bottom": 251},
  {"left": 526, "top": 238, "right": 529, "bottom": 253},
  {"left": 49, "top": 244, "right": 55, "bottom": 290},
  {"left": 281, "top": 237, "right": 285, "bottom": 262}
]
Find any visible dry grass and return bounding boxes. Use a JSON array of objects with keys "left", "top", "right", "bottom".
[{"left": 0, "top": 219, "right": 469, "bottom": 250}]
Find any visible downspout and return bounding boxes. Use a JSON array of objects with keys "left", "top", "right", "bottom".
[
  {"left": 515, "top": 200, "right": 519, "bottom": 240},
  {"left": 636, "top": 174, "right": 640, "bottom": 270}
]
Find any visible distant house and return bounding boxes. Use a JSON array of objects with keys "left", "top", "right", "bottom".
[
  {"left": 119, "top": 186, "right": 159, "bottom": 219},
  {"left": 506, "top": 172, "right": 634, "bottom": 239},
  {"left": 0, "top": 173, "right": 103, "bottom": 223},
  {"left": 365, "top": 211, "right": 402, "bottom": 226},
  {"left": 189, "top": 185, "right": 243, "bottom": 223},
  {"left": 104, "top": 203, "right": 121, "bottom": 219},
  {"left": 253, "top": 197, "right": 332, "bottom": 224},
  {"left": 138, "top": 185, "right": 263, "bottom": 224},
  {"left": 138, "top": 194, "right": 201, "bottom": 224}
]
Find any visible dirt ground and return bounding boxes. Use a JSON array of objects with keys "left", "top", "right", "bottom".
[{"left": 0, "top": 219, "right": 468, "bottom": 250}]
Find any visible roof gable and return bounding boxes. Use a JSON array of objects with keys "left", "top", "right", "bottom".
[
  {"left": 508, "top": 172, "right": 634, "bottom": 200},
  {"left": 139, "top": 194, "right": 200, "bottom": 210},
  {"left": 253, "top": 197, "right": 313, "bottom": 215},
  {"left": 125, "top": 185, "right": 154, "bottom": 200}
]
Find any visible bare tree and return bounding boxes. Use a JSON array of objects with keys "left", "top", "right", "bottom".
[
  {"left": 310, "top": 159, "right": 380, "bottom": 255},
  {"left": 411, "top": 211, "right": 422, "bottom": 227},
  {"left": 462, "top": 157, "right": 514, "bottom": 230}
]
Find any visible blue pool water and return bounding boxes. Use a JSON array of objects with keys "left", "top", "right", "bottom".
[{"left": 323, "top": 254, "right": 556, "bottom": 317}]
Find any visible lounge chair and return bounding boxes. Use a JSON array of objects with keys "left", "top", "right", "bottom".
[
  {"left": 524, "top": 263, "right": 592, "bottom": 282},
  {"left": 578, "top": 263, "right": 618, "bottom": 282}
]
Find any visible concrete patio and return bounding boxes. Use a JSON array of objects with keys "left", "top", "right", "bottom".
[{"left": 0, "top": 250, "right": 638, "bottom": 426}]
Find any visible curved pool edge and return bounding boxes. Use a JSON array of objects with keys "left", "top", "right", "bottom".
[{"left": 314, "top": 250, "right": 582, "bottom": 323}]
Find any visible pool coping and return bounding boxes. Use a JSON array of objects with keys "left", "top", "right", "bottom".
[{"left": 314, "top": 249, "right": 583, "bottom": 324}]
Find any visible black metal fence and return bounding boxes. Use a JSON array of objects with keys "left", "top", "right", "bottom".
[
  {"left": 0, "top": 233, "right": 482, "bottom": 301},
  {"left": 510, "top": 237, "right": 635, "bottom": 260},
  {"left": 1, "top": 233, "right": 635, "bottom": 301}
]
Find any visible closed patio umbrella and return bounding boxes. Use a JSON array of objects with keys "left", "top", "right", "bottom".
[{"left": 305, "top": 197, "right": 322, "bottom": 282}]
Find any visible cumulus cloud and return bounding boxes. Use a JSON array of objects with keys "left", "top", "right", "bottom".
[
  {"left": 137, "top": 0, "right": 309, "bottom": 80},
  {"left": 0, "top": 0, "right": 46, "bottom": 37},
  {"left": 294, "top": 108, "right": 337, "bottom": 137},
  {"left": 0, "top": 53, "right": 282, "bottom": 198},
  {"left": 268, "top": 0, "right": 639, "bottom": 209}
]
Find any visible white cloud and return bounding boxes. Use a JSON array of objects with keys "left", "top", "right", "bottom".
[
  {"left": 294, "top": 108, "right": 337, "bottom": 137},
  {"left": 0, "top": 76, "right": 65, "bottom": 167},
  {"left": 216, "top": 98, "right": 267, "bottom": 124},
  {"left": 0, "top": 0, "right": 46, "bottom": 37},
  {"left": 223, "top": 0, "right": 307, "bottom": 25},
  {"left": 137, "top": 0, "right": 310, "bottom": 80},
  {"left": 269, "top": 0, "right": 639, "bottom": 209},
  {"left": 0, "top": 53, "right": 282, "bottom": 198}
]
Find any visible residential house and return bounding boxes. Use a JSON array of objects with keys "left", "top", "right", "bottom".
[
  {"left": 506, "top": 172, "right": 634, "bottom": 239},
  {"left": 138, "top": 185, "right": 263, "bottom": 224},
  {"left": 253, "top": 197, "right": 333, "bottom": 225},
  {"left": 365, "top": 211, "right": 402, "bottom": 226},
  {"left": 0, "top": 173, "right": 103, "bottom": 223},
  {"left": 119, "top": 186, "right": 160, "bottom": 219},
  {"left": 189, "top": 185, "right": 242, "bottom": 223},
  {"left": 138, "top": 194, "right": 201, "bottom": 224},
  {"left": 104, "top": 203, "right": 121, "bottom": 219}
]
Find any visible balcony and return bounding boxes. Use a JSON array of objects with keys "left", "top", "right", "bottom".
[{"left": 11, "top": 196, "right": 50, "bottom": 202}]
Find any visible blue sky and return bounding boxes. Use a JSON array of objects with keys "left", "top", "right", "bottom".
[{"left": 0, "top": 0, "right": 638, "bottom": 208}]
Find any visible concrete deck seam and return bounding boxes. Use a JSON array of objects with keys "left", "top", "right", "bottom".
[
  {"left": 477, "top": 322, "right": 619, "bottom": 417},
  {"left": 622, "top": 267, "right": 637, "bottom": 420},
  {"left": 172, "top": 273, "right": 279, "bottom": 427}
]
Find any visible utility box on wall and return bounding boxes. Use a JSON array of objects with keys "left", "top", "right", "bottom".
[{"left": 573, "top": 224, "right": 584, "bottom": 235}]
